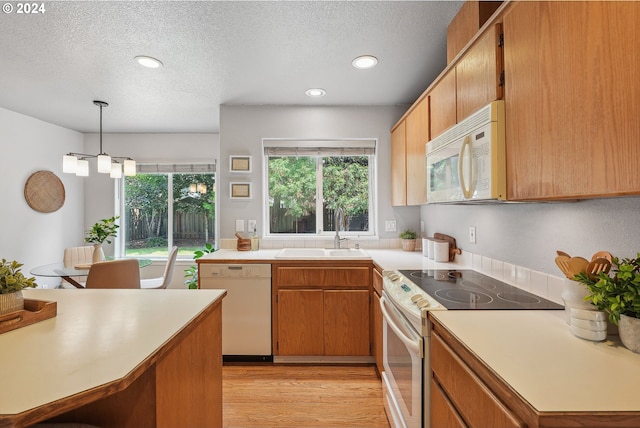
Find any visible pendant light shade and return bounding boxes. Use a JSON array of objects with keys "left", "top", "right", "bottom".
[
  {"left": 76, "top": 159, "right": 90, "bottom": 177},
  {"left": 62, "top": 100, "right": 136, "bottom": 178},
  {"left": 63, "top": 155, "right": 78, "bottom": 173}
]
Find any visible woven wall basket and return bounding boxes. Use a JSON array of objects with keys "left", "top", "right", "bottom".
[{"left": 24, "top": 170, "right": 65, "bottom": 213}]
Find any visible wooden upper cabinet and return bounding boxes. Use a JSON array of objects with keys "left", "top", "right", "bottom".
[
  {"left": 429, "top": 69, "right": 457, "bottom": 139},
  {"left": 391, "top": 120, "right": 407, "bottom": 206},
  {"left": 456, "top": 23, "right": 503, "bottom": 121},
  {"left": 405, "top": 97, "right": 429, "bottom": 205},
  {"left": 503, "top": 1, "right": 640, "bottom": 200},
  {"left": 447, "top": 1, "right": 502, "bottom": 63}
]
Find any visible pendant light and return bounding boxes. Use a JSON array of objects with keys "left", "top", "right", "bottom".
[{"left": 62, "top": 100, "right": 136, "bottom": 178}]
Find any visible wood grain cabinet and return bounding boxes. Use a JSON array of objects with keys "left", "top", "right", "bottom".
[
  {"left": 391, "top": 120, "right": 407, "bottom": 206},
  {"left": 391, "top": 96, "right": 430, "bottom": 206},
  {"left": 503, "top": 1, "right": 640, "bottom": 200},
  {"left": 273, "top": 264, "right": 372, "bottom": 358},
  {"left": 429, "top": 68, "right": 457, "bottom": 139},
  {"left": 447, "top": 1, "right": 503, "bottom": 64},
  {"left": 372, "top": 266, "right": 384, "bottom": 376}
]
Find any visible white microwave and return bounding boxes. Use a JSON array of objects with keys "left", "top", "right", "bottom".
[{"left": 426, "top": 100, "right": 506, "bottom": 203}]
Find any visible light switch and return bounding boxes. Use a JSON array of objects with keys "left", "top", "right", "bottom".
[
  {"left": 235, "top": 219, "right": 245, "bottom": 232},
  {"left": 248, "top": 219, "right": 257, "bottom": 233}
]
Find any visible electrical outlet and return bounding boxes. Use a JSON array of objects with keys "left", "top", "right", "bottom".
[
  {"left": 469, "top": 226, "right": 476, "bottom": 244},
  {"left": 235, "top": 219, "right": 245, "bottom": 232},
  {"left": 248, "top": 219, "right": 257, "bottom": 233},
  {"left": 385, "top": 220, "right": 397, "bottom": 232}
]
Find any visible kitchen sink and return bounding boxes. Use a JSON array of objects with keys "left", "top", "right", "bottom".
[{"left": 275, "top": 248, "right": 370, "bottom": 259}]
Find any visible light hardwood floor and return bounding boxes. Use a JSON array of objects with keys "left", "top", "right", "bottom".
[{"left": 222, "top": 364, "right": 390, "bottom": 428}]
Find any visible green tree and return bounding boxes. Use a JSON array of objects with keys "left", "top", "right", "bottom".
[
  {"left": 268, "top": 157, "right": 316, "bottom": 232},
  {"left": 323, "top": 156, "right": 369, "bottom": 230},
  {"left": 125, "top": 174, "right": 168, "bottom": 239}
]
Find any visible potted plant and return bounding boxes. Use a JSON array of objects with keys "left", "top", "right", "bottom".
[
  {"left": 184, "top": 243, "right": 215, "bottom": 289},
  {"left": 575, "top": 253, "right": 640, "bottom": 353},
  {"left": 0, "top": 259, "right": 38, "bottom": 315},
  {"left": 399, "top": 229, "right": 418, "bottom": 252},
  {"left": 85, "top": 216, "right": 120, "bottom": 263}
]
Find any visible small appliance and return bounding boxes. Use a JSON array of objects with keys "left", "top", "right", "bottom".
[{"left": 426, "top": 100, "right": 505, "bottom": 203}]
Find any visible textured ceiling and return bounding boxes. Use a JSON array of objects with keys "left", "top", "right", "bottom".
[{"left": 0, "top": 1, "right": 462, "bottom": 133}]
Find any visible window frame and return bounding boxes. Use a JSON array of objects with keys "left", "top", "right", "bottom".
[
  {"left": 262, "top": 139, "right": 377, "bottom": 238},
  {"left": 116, "top": 164, "right": 216, "bottom": 259}
]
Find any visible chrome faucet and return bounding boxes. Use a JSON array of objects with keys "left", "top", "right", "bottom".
[{"left": 334, "top": 207, "right": 347, "bottom": 249}]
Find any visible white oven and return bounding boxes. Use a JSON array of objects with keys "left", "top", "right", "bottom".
[{"left": 380, "top": 272, "right": 445, "bottom": 428}]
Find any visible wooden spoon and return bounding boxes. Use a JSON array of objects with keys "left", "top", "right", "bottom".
[
  {"left": 554, "top": 255, "right": 572, "bottom": 279},
  {"left": 586, "top": 257, "right": 612, "bottom": 280},
  {"left": 591, "top": 251, "right": 613, "bottom": 262},
  {"left": 568, "top": 256, "right": 589, "bottom": 278},
  {"left": 556, "top": 250, "right": 571, "bottom": 258}
]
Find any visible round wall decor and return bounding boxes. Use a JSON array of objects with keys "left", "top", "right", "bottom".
[{"left": 24, "top": 170, "right": 65, "bottom": 213}]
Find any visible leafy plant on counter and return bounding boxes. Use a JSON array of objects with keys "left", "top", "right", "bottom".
[
  {"left": 85, "top": 216, "right": 120, "bottom": 245},
  {"left": 0, "top": 259, "right": 38, "bottom": 294},
  {"left": 575, "top": 253, "right": 640, "bottom": 325},
  {"left": 184, "top": 243, "right": 216, "bottom": 289},
  {"left": 399, "top": 229, "right": 417, "bottom": 240}
]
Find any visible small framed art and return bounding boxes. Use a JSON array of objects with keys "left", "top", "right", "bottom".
[
  {"left": 230, "top": 182, "right": 252, "bottom": 199},
  {"left": 230, "top": 155, "right": 251, "bottom": 173}
]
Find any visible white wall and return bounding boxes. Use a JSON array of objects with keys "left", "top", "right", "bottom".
[
  {"left": 219, "top": 105, "right": 418, "bottom": 242},
  {"left": 421, "top": 197, "right": 640, "bottom": 276},
  {"left": 0, "top": 108, "right": 85, "bottom": 288}
]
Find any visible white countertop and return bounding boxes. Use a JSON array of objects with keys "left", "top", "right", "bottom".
[
  {"left": 430, "top": 310, "right": 640, "bottom": 412},
  {"left": 0, "top": 288, "right": 225, "bottom": 416},
  {"left": 199, "top": 248, "right": 469, "bottom": 271}
]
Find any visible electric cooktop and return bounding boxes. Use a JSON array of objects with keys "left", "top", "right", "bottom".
[{"left": 399, "top": 269, "right": 564, "bottom": 310}]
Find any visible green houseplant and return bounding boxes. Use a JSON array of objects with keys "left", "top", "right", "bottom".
[
  {"left": 0, "top": 259, "right": 38, "bottom": 315},
  {"left": 85, "top": 216, "right": 120, "bottom": 263},
  {"left": 576, "top": 253, "right": 640, "bottom": 353},
  {"left": 399, "top": 229, "right": 418, "bottom": 252},
  {"left": 184, "top": 243, "right": 215, "bottom": 289}
]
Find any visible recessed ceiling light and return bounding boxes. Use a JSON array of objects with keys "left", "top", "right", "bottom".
[
  {"left": 134, "top": 55, "right": 163, "bottom": 69},
  {"left": 305, "top": 88, "right": 326, "bottom": 97},
  {"left": 352, "top": 55, "right": 378, "bottom": 69}
]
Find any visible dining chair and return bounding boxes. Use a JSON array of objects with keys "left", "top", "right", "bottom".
[
  {"left": 85, "top": 259, "right": 141, "bottom": 289},
  {"left": 140, "top": 246, "right": 178, "bottom": 289},
  {"left": 61, "top": 246, "right": 94, "bottom": 288}
]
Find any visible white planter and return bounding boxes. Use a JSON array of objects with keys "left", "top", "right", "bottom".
[
  {"left": 92, "top": 243, "right": 105, "bottom": 264},
  {"left": 619, "top": 314, "right": 640, "bottom": 353},
  {"left": 0, "top": 291, "right": 24, "bottom": 315},
  {"left": 561, "top": 279, "right": 597, "bottom": 324}
]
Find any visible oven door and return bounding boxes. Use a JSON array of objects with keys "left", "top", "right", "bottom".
[{"left": 380, "top": 291, "right": 424, "bottom": 428}]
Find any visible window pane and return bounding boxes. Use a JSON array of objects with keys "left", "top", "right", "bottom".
[
  {"left": 268, "top": 157, "right": 317, "bottom": 233},
  {"left": 323, "top": 156, "right": 369, "bottom": 232},
  {"left": 172, "top": 174, "right": 216, "bottom": 256},
  {"left": 124, "top": 174, "right": 169, "bottom": 257}
]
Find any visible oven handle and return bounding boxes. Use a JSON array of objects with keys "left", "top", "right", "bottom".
[{"left": 379, "top": 295, "right": 423, "bottom": 359}]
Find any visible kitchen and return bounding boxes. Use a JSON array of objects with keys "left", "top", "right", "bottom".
[{"left": 2, "top": 0, "right": 640, "bottom": 427}]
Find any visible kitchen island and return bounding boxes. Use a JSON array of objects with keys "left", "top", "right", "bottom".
[{"left": 0, "top": 288, "right": 226, "bottom": 428}]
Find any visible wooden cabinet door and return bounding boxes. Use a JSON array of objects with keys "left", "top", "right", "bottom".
[
  {"left": 429, "top": 69, "right": 457, "bottom": 139},
  {"left": 503, "top": 1, "right": 640, "bottom": 200},
  {"left": 456, "top": 23, "right": 503, "bottom": 121},
  {"left": 405, "top": 98, "right": 429, "bottom": 205},
  {"left": 432, "top": 379, "right": 468, "bottom": 428},
  {"left": 391, "top": 121, "right": 407, "bottom": 206},
  {"left": 277, "top": 289, "right": 323, "bottom": 355},
  {"left": 447, "top": 1, "right": 503, "bottom": 64},
  {"left": 324, "top": 290, "right": 370, "bottom": 356},
  {"left": 372, "top": 269, "right": 383, "bottom": 374}
]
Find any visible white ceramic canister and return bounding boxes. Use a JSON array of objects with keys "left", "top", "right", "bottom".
[
  {"left": 427, "top": 238, "right": 435, "bottom": 259},
  {"left": 434, "top": 240, "right": 449, "bottom": 262},
  {"left": 421, "top": 238, "right": 429, "bottom": 257}
]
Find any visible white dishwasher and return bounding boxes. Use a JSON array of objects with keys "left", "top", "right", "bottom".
[{"left": 199, "top": 263, "right": 272, "bottom": 362}]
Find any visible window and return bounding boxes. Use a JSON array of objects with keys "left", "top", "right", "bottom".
[
  {"left": 120, "top": 164, "right": 216, "bottom": 257},
  {"left": 264, "top": 140, "right": 375, "bottom": 236}
]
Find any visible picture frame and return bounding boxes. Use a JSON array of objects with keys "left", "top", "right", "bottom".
[
  {"left": 230, "top": 182, "right": 252, "bottom": 199},
  {"left": 230, "top": 155, "right": 252, "bottom": 173}
]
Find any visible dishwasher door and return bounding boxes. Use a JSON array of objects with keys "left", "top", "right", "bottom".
[{"left": 199, "top": 264, "right": 272, "bottom": 360}]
